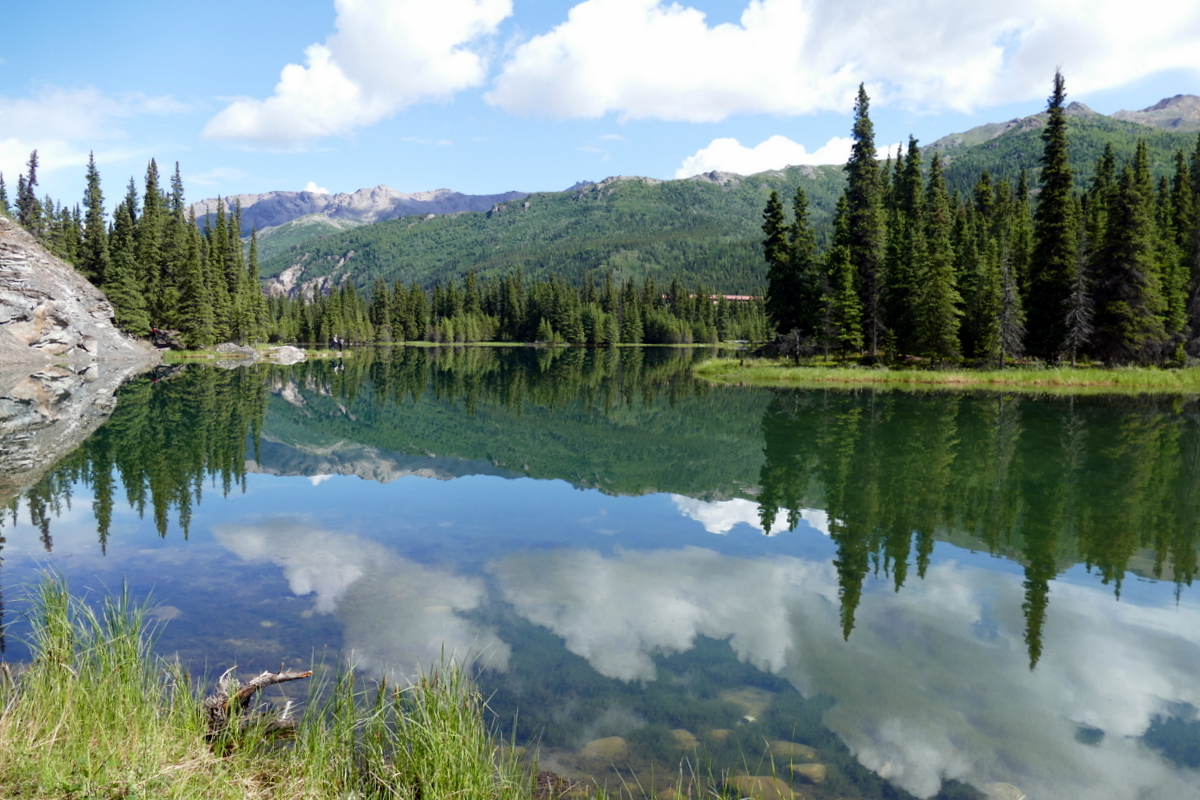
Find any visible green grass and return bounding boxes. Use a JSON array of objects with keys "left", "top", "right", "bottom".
[
  {"left": 695, "top": 357, "right": 1200, "bottom": 395},
  {"left": 0, "top": 577, "right": 542, "bottom": 800}
]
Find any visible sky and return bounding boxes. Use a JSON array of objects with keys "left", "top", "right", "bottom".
[{"left": 3, "top": 0, "right": 1200, "bottom": 208}]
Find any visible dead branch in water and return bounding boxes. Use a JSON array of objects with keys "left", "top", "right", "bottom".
[{"left": 203, "top": 665, "right": 312, "bottom": 752}]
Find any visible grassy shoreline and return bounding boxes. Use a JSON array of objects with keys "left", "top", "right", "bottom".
[
  {"left": 0, "top": 578, "right": 540, "bottom": 800},
  {"left": 695, "top": 357, "right": 1200, "bottom": 395}
]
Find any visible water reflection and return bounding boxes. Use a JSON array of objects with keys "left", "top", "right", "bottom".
[
  {"left": 485, "top": 545, "right": 1200, "bottom": 800},
  {"left": 213, "top": 516, "right": 510, "bottom": 675},
  {"left": 754, "top": 391, "right": 1200, "bottom": 666},
  {"left": 2, "top": 349, "right": 1200, "bottom": 799}
]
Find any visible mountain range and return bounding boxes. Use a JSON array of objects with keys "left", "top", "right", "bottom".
[{"left": 193, "top": 95, "right": 1200, "bottom": 297}]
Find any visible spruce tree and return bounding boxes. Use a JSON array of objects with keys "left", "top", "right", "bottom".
[
  {"left": 16, "top": 151, "right": 43, "bottom": 240},
  {"left": 918, "top": 154, "right": 962, "bottom": 362},
  {"left": 826, "top": 196, "right": 864, "bottom": 359},
  {"left": 137, "top": 161, "right": 165, "bottom": 324},
  {"left": 885, "top": 137, "right": 925, "bottom": 355},
  {"left": 790, "top": 186, "right": 823, "bottom": 337},
  {"left": 1091, "top": 155, "right": 1167, "bottom": 364},
  {"left": 0, "top": 174, "right": 9, "bottom": 217},
  {"left": 845, "top": 85, "right": 887, "bottom": 356},
  {"left": 247, "top": 229, "right": 269, "bottom": 341},
  {"left": 178, "top": 211, "right": 216, "bottom": 348},
  {"left": 105, "top": 201, "right": 151, "bottom": 334},
  {"left": 762, "top": 190, "right": 792, "bottom": 335},
  {"left": 79, "top": 152, "right": 110, "bottom": 286},
  {"left": 1028, "top": 71, "right": 1079, "bottom": 361}
]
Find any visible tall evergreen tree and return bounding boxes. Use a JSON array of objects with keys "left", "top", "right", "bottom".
[
  {"left": 178, "top": 211, "right": 216, "bottom": 348},
  {"left": 762, "top": 190, "right": 793, "bottom": 334},
  {"left": 105, "top": 201, "right": 151, "bottom": 334},
  {"left": 917, "top": 154, "right": 962, "bottom": 361},
  {"left": 1028, "top": 70, "right": 1079, "bottom": 361},
  {"left": 136, "top": 160, "right": 165, "bottom": 324},
  {"left": 16, "top": 151, "right": 43, "bottom": 239},
  {"left": 1091, "top": 152, "right": 1168, "bottom": 364},
  {"left": 789, "top": 186, "right": 823, "bottom": 337},
  {"left": 845, "top": 84, "right": 887, "bottom": 356},
  {"left": 79, "top": 152, "right": 110, "bottom": 285},
  {"left": 826, "top": 196, "right": 864, "bottom": 358},
  {"left": 0, "top": 174, "right": 9, "bottom": 217},
  {"left": 885, "top": 137, "right": 925, "bottom": 355}
]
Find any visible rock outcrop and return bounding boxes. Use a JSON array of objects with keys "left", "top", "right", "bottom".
[
  {"left": 1112, "top": 94, "right": 1200, "bottom": 131},
  {"left": 0, "top": 217, "right": 159, "bottom": 364}
]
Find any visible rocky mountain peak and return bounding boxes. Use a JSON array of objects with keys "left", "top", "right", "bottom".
[
  {"left": 1111, "top": 94, "right": 1200, "bottom": 131},
  {"left": 191, "top": 184, "right": 530, "bottom": 235}
]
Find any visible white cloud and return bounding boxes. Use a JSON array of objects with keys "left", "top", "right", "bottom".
[
  {"left": 488, "top": 545, "right": 1200, "bottom": 800},
  {"left": 214, "top": 516, "right": 511, "bottom": 677},
  {"left": 675, "top": 134, "right": 855, "bottom": 178},
  {"left": 0, "top": 86, "right": 183, "bottom": 185},
  {"left": 203, "top": 0, "right": 513, "bottom": 148},
  {"left": 303, "top": 182, "right": 331, "bottom": 195},
  {"left": 487, "top": 0, "right": 1200, "bottom": 121}
]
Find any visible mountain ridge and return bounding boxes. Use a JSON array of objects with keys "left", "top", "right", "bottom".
[{"left": 190, "top": 184, "right": 530, "bottom": 234}]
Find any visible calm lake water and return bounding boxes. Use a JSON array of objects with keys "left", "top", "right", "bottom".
[{"left": 2, "top": 347, "right": 1199, "bottom": 800}]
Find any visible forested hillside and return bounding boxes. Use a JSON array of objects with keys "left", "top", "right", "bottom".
[
  {"left": 259, "top": 169, "right": 846, "bottom": 297},
  {"left": 256, "top": 111, "right": 1197, "bottom": 298}
]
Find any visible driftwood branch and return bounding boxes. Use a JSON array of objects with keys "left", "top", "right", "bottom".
[{"left": 203, "top": 665, "right": 312, "bottom": 750}]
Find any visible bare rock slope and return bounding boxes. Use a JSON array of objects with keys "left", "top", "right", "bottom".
[
  {"left": 191, "top": 184, "right": 530, "bottom": 234},
  {"left": 0, "top": 216, "right": 157, "bottom": 364}
]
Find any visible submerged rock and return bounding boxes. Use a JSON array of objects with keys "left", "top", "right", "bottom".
[
  {"left": 788, "top": 763, "right": 826, "bottom": 784},
  {"left": 982, "top": 783, "right": 1028, "bottom": 800},
  {"left": 670, "top": 729, "right": 699, "bottom": 749},
  {"left": 578, "top": 736, "right": 628, "bottom": 761},
  {"left": 768, "top": 740, "right": 818, "bottom": 761},
  {"left": 720, "top": 686, "right": 774, "bottom": 719},
  {"left": 726, "top": 775, "right": 798, "bottom": 800}
]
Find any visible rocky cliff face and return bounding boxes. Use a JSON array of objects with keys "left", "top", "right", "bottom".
[
  {"left": 191, "top": 184, "right": 530, "bottom": 234},
  {"left": 0, "top": 217, "right": 159, "bottom": 364}
]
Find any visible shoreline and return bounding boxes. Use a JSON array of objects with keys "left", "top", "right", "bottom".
[{"left": 694, "top": 358, "right": 1200, "bottom": 395}]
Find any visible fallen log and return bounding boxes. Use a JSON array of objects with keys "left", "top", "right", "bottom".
[{"left": 203, "top": 665, "right": 312, "bottom": 752}]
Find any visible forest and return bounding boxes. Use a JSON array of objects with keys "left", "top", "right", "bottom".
[{"left": 764, "top": 73, "right": 1200, "bottom": 367}]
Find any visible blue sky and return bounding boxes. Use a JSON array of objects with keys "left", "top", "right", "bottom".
[{"left": 3, "top": 0, "right": 1199, "bottom": 207}]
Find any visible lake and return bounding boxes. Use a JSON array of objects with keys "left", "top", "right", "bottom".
[{"left": 1, "top": 346, "right": 1198, "bottom": 800}]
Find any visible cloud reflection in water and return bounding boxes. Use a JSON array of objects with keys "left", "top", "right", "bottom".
[
  {"left": 487, "top": 545, "right": 1200, "bottom": 800},
  {"left": 213, "top": 516, "right": 510, "bottom": 677}
]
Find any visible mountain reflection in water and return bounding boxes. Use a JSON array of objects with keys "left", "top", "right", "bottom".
[{"left": 1, "top": 346, "right": 1198, "bottom": 800}]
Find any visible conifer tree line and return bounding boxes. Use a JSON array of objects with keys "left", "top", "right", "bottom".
[
  {"left": 1, "top": 152, "right": 269, "bottom": 349},
  {"left": 764, "top": 72, "right": 1200, "bottom": 367},
  {"left": 2, "top": 151, "right": 768, "bottom": 347},
  {"left": 267, "top": 270, "right": 768, "bottom": 346}
]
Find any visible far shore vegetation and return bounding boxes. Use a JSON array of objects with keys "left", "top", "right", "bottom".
[{"left": 695, "top": 357, "right": 1200, "bottom": 394}]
